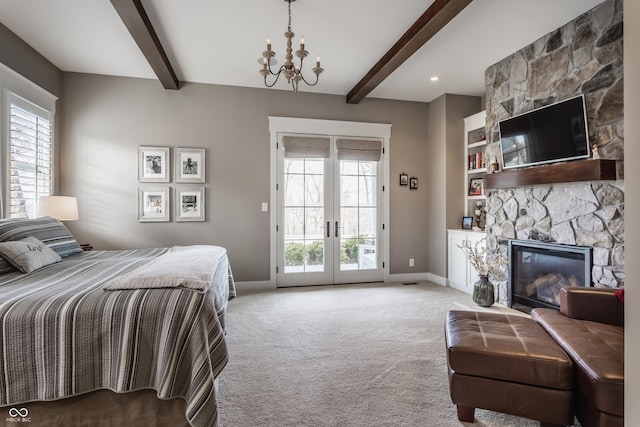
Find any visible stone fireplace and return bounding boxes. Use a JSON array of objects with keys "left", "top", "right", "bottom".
[
  {"left": 508, "top": 239, "right": 592, "bottom": 313},
  {"left": 482, "top": 0, "right": 624, "bottom": 304}
]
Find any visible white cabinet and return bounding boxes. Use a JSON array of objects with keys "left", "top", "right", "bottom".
[
  {"left": 447, "top": 229, "right": 486, "bottom": 294},
  {"left": 463, "top": 111, "right": 487, "bottom": 218}
]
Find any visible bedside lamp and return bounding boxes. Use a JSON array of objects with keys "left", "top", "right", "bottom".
[{"left": 37, "top": 196, "right": 79, "bottom": 221}]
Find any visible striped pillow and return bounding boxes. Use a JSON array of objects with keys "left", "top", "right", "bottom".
[{"left": 0, "top": 216, "right": 83, "bottom": 259}]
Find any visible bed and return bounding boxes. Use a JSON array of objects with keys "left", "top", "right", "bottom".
[{"left": 0, "top": 216, "right": 235, "bottom": 427}]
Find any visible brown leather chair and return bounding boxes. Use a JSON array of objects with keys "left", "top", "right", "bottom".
[{"left": 532, "top": 286, "right": 624, "bottom": 427}]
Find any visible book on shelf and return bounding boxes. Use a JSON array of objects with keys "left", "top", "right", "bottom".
[{"left": 468, "top": 152, "right": 486, "bottom": 171}]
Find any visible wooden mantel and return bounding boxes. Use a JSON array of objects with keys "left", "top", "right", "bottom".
[{"left": 483, "top": 159, "right": 617, "bottom": 189}]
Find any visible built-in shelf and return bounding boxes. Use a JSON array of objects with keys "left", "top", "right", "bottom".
[
  {"left": 468, "top": 168, "right": 486, "bottom": 175},
  {"left": 484, "top": 159, "right": 617, "bottom": 189},
  {"left": 468, "top": 140, "right": 487, "bottom": 149}
]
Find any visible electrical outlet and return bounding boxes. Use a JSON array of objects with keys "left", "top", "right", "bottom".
[
  {"left": 261, "top": 202, "right": 268, "bottom": 212},
  {"left": 409, "top": 258, "right": 415, "bottom": 267}
]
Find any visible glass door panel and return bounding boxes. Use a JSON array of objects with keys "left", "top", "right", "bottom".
[
  {"left": 336, "top": 160, "right": 380, "bottom": 277},
  {"left": 283, "top": 158, "right": 327, "bottom": 274}
]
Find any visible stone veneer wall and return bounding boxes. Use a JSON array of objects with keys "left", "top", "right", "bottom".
[{"left": 483, "top": 0, "right": 624, "bottom": 303}]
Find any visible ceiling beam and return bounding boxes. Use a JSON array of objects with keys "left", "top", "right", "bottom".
[
  {"left": 346, "top": 0, "right": 473, "bottom": 104},
  {"left": 110, "top": 0, "right": 179, "bottom": 90}
]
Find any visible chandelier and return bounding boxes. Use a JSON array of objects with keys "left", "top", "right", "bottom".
[{"left": 259, "top": 0, "right": 323, "bottom": 92}]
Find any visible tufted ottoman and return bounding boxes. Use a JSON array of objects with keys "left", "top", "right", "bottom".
[{"left": 444, "top": 310, "right": 574, "bottom": 426}]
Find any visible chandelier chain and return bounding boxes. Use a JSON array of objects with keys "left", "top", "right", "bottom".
[{"left": 287, "top": 0, "right": 292, "bottom": 32}]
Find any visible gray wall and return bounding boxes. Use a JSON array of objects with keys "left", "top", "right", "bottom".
[
  {"left": 0, "top": 24, "right": 62, "bottom": 98},
  {"left": 60, "top": 73, "right": 429, "bottom": 282},
  {"left": 426, "top": 94, "right": 481, "bottom": 278},
  {"left": 624, "top": 0, "right": 640, "bottom": 418},
  {"left": 426, "top": 96, "right": 446, "bottom": 278}
]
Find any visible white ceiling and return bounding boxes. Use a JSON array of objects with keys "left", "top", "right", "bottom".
[{"left": 0, "top": 0, "right": 604, "bottom": 103}]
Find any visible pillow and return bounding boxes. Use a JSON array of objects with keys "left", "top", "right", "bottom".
[
  {"left": 0, "top": 236, "right": 62, "bottom": 273},
  {"left": 0, "top": 216, "right": 82, "bottom": 258}
]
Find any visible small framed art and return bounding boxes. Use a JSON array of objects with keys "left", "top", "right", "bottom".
[
  {"left": 468, "top": 178, "right": 483, "bottom": 196},
  {"left": 399, "top": 173, "right": 408, "bottom": 186},
  {"left": 462, "top": 216, "right": 473, "bottom": 230},
  {"left": 174, "top": 187, "right": 205, "bottom": 222},
  {"left": 139, "top": 187, "right": 170, "bottom": 222},
  {"left": 409, "top": 177, "right": 418, "bottom": 190},
  {"left": 175, "top": 148, "right": 205, "bottom": 183},
  {"left": 139, "top": 146, "right": 170, "bottom": 183}
]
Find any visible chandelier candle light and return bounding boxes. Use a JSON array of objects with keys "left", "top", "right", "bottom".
[{"left": 260, "top": 0, "right": 323, "bottom": 91}]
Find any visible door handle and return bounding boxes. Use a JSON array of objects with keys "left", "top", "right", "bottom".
[
  {"left": 326, "top": 221, "right": 330, "bottom": 238},
  {"left": 335, "top": 221, "right": 339, "bottom": 238}
]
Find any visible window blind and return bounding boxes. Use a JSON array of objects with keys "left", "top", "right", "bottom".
[
  {"left": 8, "top": 94, "right": 53, "bottom": 218},
  {"left": 282, "top": 136, "right": 331, "bottom": 159},
  {"left": 336, "top": 138, "right": 382, "bottom": 161}
]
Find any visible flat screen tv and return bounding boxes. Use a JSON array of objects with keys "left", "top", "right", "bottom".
[{"left": 499, "top": 95, "right": 590, "bottom": 170}]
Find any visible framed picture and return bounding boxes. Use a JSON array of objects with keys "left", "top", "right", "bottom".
[
  {"left": 409, "top": 177, "right": 418, "bottom": 190},
  {"left": 139, "top": 146, "right": 170, "bottom": 183},
  {"left": 462, "top": 216, "right": 473, "bottom": 230},
  {"left": 399, "top": 173, "right": 408, "bottom": 186},
  {"left": 174, "top": 187, "right": 205, "bottom": 222},
  {"left": 175, "top": 148, "right": 205, "bottom": 183},
  {"left": 468, "top": 178, "right": 483, "bottom": 196},
  {"left": 139, "top": 187, "right": 170, "bottom": 222}
]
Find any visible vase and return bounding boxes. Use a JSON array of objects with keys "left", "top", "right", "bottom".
[{"left": 472, "top": 275, "right": 495, "bottom": 307}]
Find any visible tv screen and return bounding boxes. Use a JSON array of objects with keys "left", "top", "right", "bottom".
[{"left": 499, "top": 95, "right": 590, "bottom": 170}]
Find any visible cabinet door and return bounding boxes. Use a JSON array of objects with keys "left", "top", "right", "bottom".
[
  {"left": 447, "top": 232, "right": 469, "bottom": 292},
  {"left": 465, "top": 233, "right": 486, "bottom": 287}
]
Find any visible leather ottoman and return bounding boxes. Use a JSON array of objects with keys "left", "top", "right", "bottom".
[{"left": 444, "top": 310, "right": 574, "bottom": 426}]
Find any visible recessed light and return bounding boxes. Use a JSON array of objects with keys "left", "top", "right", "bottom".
[{"left": 430, "top": 76, "right": 439, "bottom": 82}]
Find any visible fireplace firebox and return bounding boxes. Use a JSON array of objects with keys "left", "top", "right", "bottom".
[{"left": 508, "top": 239, "right": 592, "bottom": 313}]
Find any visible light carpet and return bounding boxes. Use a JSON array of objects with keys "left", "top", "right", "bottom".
[{"left": 217, "top": 282, "right": 559, "bottom": 427}]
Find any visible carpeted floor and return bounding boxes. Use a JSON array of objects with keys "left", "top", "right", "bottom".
[{"left": 217, "top": 282, "right": 562, "bottom": 427}]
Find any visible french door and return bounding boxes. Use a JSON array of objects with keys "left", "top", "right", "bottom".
[{"left": 276, "top": 134, "right": 384, "bottom": 287}]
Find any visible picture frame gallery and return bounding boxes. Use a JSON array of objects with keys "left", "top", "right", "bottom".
[{"left": 138, "top": 146, "right": 206, "bottom": 222}]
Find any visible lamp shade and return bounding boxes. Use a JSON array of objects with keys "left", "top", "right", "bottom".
[{"left": 37, "top": 196, "right": 79, "bottom": 221}]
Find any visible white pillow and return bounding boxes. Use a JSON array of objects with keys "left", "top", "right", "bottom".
[{"left": 0, "top": 236, "right": 62, "bottom": 273}]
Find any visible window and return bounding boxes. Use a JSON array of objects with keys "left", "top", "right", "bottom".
[{"left": 6, "top": 92, "right": 53, "bottom": 218}]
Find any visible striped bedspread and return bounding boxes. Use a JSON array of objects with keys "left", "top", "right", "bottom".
[{"left": 0, "top": 247, "right": 235, "bottom": 427}]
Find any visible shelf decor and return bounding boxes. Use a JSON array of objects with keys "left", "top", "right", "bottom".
[
  {"left": 468, "top": 178, "right": 483, "bottom": 196},
  {"left": 462, "top": 216, "right": 473, "bottom": 230}
]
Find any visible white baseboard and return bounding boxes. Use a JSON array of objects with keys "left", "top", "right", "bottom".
[
  {"left": 236, "top": 272, "right": 447, "bottom": 293},
  {"left": 234, "top": 280, "right": 276, "bottom": 295},
  {"left": 426, "top": 273, "right": 447, "bottom": 286},
  {"left": 387, "top": 273, "right": 430, "bottom": 283}
]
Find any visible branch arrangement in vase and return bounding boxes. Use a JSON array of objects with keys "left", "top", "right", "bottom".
[{"left": 456, "top": 238, "right": 507, "bottom": 278}]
